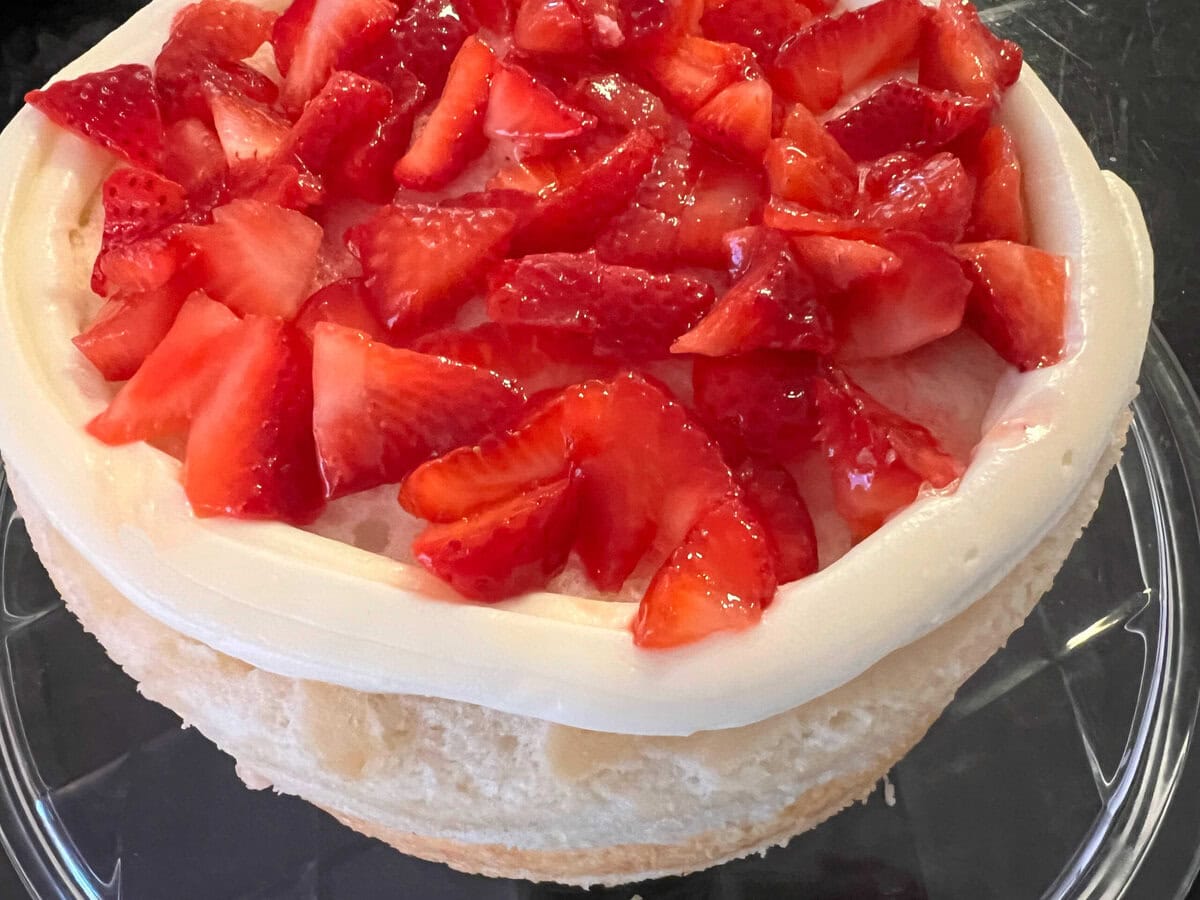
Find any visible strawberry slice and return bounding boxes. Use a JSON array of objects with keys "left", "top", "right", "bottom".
[
  {"left": 826, "top": 79, "right": 991, "bottom": 162},
  {"left": 955, "top": 241, "right": 1067, "bottom": 371},
  {"left": 473, "top": 0, "right": 518, "bottom": 34},
  {"left": 343, "top": 0, "right": 477, "bottom": 93},
  {"left": 183, "top": 316, "right": 325, "bottom": 524},
  {"left": 700, "top": 0, "right": 812, "bottom": 61},
  {"left": 858, "top": 151, "right": 975, "bottom": 243},
  {"left": 338, "top": 78, "right": 426, "bottom": 202},
  {"left": 689, "top": 78, "right": 772, "bottom": 160},
  {"left": 761, "top": 197, "right": 860, "bottom": 236},
  {"left": 72, "top": 285, "right": 188, "bottom": 383},
  {"left": 86, "top": 292, "right": 241, "bottom": 445},
  {"left": 207, "top": 88, "right": 289, "bottom": 165},
  {"left": 393, "top": 36, "right": 495, "bottom": 190},
  {"left": 642, "top": 35, "right": 753, "bottom": 114},
  {"left": 764, "top": 139, "right": 857, "bottom": 214},
  {"left": 347, "top": 203, "right": 516, "bottom": 331},
  {"left": 672, "top": 227, "right": 833, "bottom": 357},
  {"left": 919, "top": 0, "right": 1022, "bottom": 102},
  {"left": 568, "top": 73, "right": 673, "bottom": 138},
  {"left": 282, "top": 71, "right": 392, "bottom": 177},
  {"left": 835, "top": 232, "right": 970, "bottom": 361},
  {"left": 294, "top": 279, "right": 389, "bottom": 342},
  {"left": 632, "top": 497, "right": 774, "bottom": 649},
  {"left": 92, "top": 168, "right": 189, "bottom": 297},
  {"left": 311, "top": 323, "right": 526, "bottom": 497},
  {"left": 514, "top": 0, "right": 589, "bottom": 55},
  {"left": 487, "top": 253, "right": 715, "bottom": 358},
  {"left": 26, "top": 64, "right": 164, "bottom": 171},
  {"left": 620, "top": 0, "right": 704, "bottom": 48},
  {"left": 788, "top": 234, "right": 901, "bottom": 291},
  {"left": 779, "top": 102, "right": 857, "bottom": 179},
  {"left": 162, "top": 117, "right": 229, "bottom": 200},
  {"left": 772, "top": 0, "right": 926, "bottom": 112},
  {"left": 484, "top": 63, "right": 596, "bottom": 145},
  {"left": 411, "top": 476, "right": 580, "bottom": 600},
  {"left": 735, "top": 458, "right": 818, "bottom": 583},
  {"left": 225, "top": 159, "right": 324, "bottom": 210},
  {"left": 965, "top": 124, "right": 1028, "bottom": 243}
]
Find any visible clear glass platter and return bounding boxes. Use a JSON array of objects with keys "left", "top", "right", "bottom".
[{"left": 0, "top": 326, "right": 1198, "bottom": 899}]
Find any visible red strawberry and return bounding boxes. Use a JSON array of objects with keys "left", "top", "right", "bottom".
[
  {"left": 294, "top": 279, "right": 389, "bottom": 342},
  {"left": 92, "top": 168, "right": 189, "bottom": 297},
  {"left": 162, "top": 118, "right": 229, "bottom": 200},
  {"left": 473, "top": 0, "right": 519, "bottom": 33},
  {"left": 700, "top": 0, "right": 812, "bottom": 61},
  {"left": 835, "top": 232, "right": 970, "bottom": 361},
  {"left": 514, "top": 0, "right": 589, "bottom": 54},
  {"left": 208, "top": 88, "right": 289, "bottom": 165},
  {"left": 689, "top": 78, "right": 772, "bottom": 160},
  {"left": 177, "top": 198, "right": 323, "bottom": 318},
  {"left": 487, "top": 253, "right": 715, "bottom": 358},
  {"left": 347, "top": 203, "right": 516, "bottom": 331},
  {"left": 484, "top": 63, "right": 596, "bottom": 145},
  {"left": 772, "top": 0, "right": 926, "bottom": 112},
  {"left": 568, "top": 73, "right": 674, "bottom": 138},
  {"left": 335, "top": 71, "right": 426, "bottom": 202},
  {"left": 919, "top": 0, "right": 1022, "bottom": 102},
  {"left": 167, "top": 0, "right": 278, "bottom": 61},
  {"left": 761, "top": 197, "right": 860, "bottom": 236},
  {"left": 788, "top": 234, "right": 901, "bottom": 291},
  {"left": 26, "top": 64, "right": 164, "bottom": 170},
  {"left": 441, "top": 188, "right": 542, "bottom": 228},
  {"left": 779, "top": 102, "right": 857, "bottom": 180},
  {"left": 764, "top": 139, "right": 857, "bottom": 214},
  {"left": 826, "top": 78, "right": 991, "bottom": 162},
  {"left": 393, "top": 36, "right": 495, "bottom": 190},
  {"left": 619, "top": 0, "right": 704, "bottom": 47},
  {"left": 72, "top": 285, "right": 187, "bottom": 383},
  {"left": 632, "top": 497, "right": 774, "bottom": 648},
  {"left": 672, "top": 227, "right": 833, "bottom": 356},
  {"left": 225, "top": 159, "right": 324, "bottom": 210},
  {"left": 411, "top": 476, "right": 580, "bottom": 600},
  {"left": 965, "top": 124, "right": 1028, "bottom": 243},
  {"left": 183, "top": 317, "right": 325, "bottom": 524},
  {"left": 734, "top": 458, "right": 818, "bottom": 583},
  {"left": 311, "top": 324, "right": 526, "bottom": 497},
  {"left": 86, "top": 292, "right": 241, "bottom": 445},
  {"left": 642, "top": 35, "right": 753, "bottom": 114},
  {"left": 954, "top": 241, "right": 1067, "bottom": 371},
  {"left": 858, "top": 151, "right": 975, "bottom": 243},
  {"left": 345, "top": 0, "right": 477, "bottom": 93},
  {"left": 282, "top": 71, "right": 392, "bottom": 177}
]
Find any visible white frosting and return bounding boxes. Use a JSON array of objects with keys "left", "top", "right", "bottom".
[{"left": 0, "top": 0, "right": 1152, "bottom": 735}]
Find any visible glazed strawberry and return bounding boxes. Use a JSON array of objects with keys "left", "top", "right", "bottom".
[
  {"left": 620, "top": 0, "right": 704, "bottom": 48},
  {"left": 826, "top": 79, "right": 990, "bottom": 162},
  {"left": 393, "top": 36, "right": 495, "bottom": 190},
  {"left": 487, "top": 253, "right": 715, "bottom": 358},
  {"left": 412, "top": 476, "right": 580, "bottom": 600},
  {"left": 919, "top": 0, "right": 1022, "bottom": 102},
  {"left": 184, "top": 317, "right": 325, "bottom": 524},
  {"left": 347, "top": 203, "right": 516, "bottom": 331},
  {"left": 689, "top": 78, "right": 772, "bottom": 160},
  {"left": 484, "top": 63, "right": 596, "bottom": 145},
  {"left": 955, "top": 241, "right": 1067, "bottom": 371},
  {"left": 311, "top": 324, "right": 525, "bottom": 497},
  {"left": 772, "top": 0, "right": 926, "bottom": 112},
  {"left": 92, "top": 168, "right": 189, "bottom": 297},
  {"left": 25, "top": 64, "right": 164, "bottom": 171},
  {"left": 72, "top": 285, "right": 187, "bottom": 383},
  {"left": 633, "top": 497, "right": 774, "bottom": 648},
  {"left": 225, "top": 160, "right": 324, "bottom": 210},
  {"left": 166, "top": 0, "right": 278, "bottom": 63},
  {"left": 672, "top": 227, "right": 833, "bottom": 357},
  {"left": 568, "top": 73, "right": 673, "bottom": 138},
  {"left": 700, "top": 0, "right": 812, "bottom": 61},
  {"left": 294, "top": 279, "right": 389, "bottom": 342},
  {"left": 642, "top": 36, "right": 753, "bottom": 114},
  {"left": 473, "top": 0, "right": 518, "bottom": 34},
  {"left": 858, "top": 152, "right": 975, "bottom": 243},
  {"left": 788, "top": 234, "right": 901, "bottom": 291},
  {"left": 734, "top": 458, "right": 818, "bottom": 583},
  {"left": 835, "top": 232, "right": 970, "bottom": 360},
  {"left": 207, "top": 88, "right": 289, "bottom": 165},
  {"left": 514, "top": 0, "right": 589, "bottom": 55},
  {"left": 86, "top": 292, "right": 240, "bottom": 445},
  {"left": 764, "top": 139, "right": 857, "bottom": 214},
  {"left": 345, "top": 0, "right": 475, "bottom": 93},
  {"left": 282, "top": 71, "right": 392, "bottom": 177},
  {"left": 965, "top": 124, "right": 1028, "bottom": 243},
  {"left": 178, "top": 198, "right": 323, "bottom": 318},
  {"left": 761, "top": 197, "right": 859, "bottom": 236},
  {"left": 162, "top": 118, "right": 228, "bottom": 200},
  {"left": 779, "top": 103, "right": 857, "bottom": 180}
]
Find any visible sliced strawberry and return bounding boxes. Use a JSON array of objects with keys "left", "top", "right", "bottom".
[
  {"left": 485, "top": 150, "right": 590, "bottom": 195},
  {"left": 919, "top": 0, "right": 1022, "bottom": 102},
  {"left": 734, "top": 458, "right": 817, "bottom": 584},
  {"left": 162, "top": 118, "right": 229, "bottom": 199},
  {"left": 441, "top": 188, "right": 542, "bottom": 228},
  {"left": 761, "top": 197, "right": 860, "bottom": 236},
  {"left": 86, "top": 292, "right": 240, "bottom": 445},
  {"left": 166, "top": 0, "right": 278, "bottom": 61},
  {"left": 772, "top": 0, "right": 926, "bottom": 112},
  {"left": 393, "top": 36, "right": 495, "bottom": 190},
  {"left": 568, "top": 73, "right": 674, "bottom": 138},
  {"left": 642, "top": 35, "right": 752, "bottom": 114},
  {"left": 72, "top": 285, "right": 188, "bottom": 382},
  {"left": 412, "top": 476, "right": 580, "bottom": 600},
  {"left": 779, "top": 102, "right": 857, "bottom": 180},
  {"left": 619, "top": 0, "right": 704, "bottom": 47},
  {"left": 764, "top": 138, "right": 856, "bottom": 214},
  {"left": 294, "top": 279, "right": 389, "bottom": 342},
  {"left": 208, "top": 88, "right": 289, "bottom": 165},
  {"left": 178, "top": 198, "right": 323, "bottom": 318},
  {"left": 632, "top": 497, "right": 773, "bottom": 649},
  {"left": 700, "top": 0, "right": 812, "bottom": 61},
  {"left": 336, "top": 72, "right": 426, "bottom": 202},
  {"left": 965, "top": 124, "right": 1028, "bottom": 243},
  {"left": 672, "top": 227, "right": 832, "bottom": 356},
  {"left": 345, "top": 0, "right": 476, "bottom": 93},
  {"left": 484, "top": 63, "right": 596, "bottom": 145},
  {"left": 282, "top": 71, "right": 391, "bottom": 177},
  {"left": 183, "top": 317, "right": 325, "bottom": 524},
  {"left": 473, "top": 0, "right": 519, "bottom": 34},
  {"left": 955, "top": 241, "right": 1067, "bottom": 371},
  {"left": 858, "top": 151, "right": 975, "bottom": 243},
  {"left": 826, "top": 78, "right": 990, "bottom": 162},
  {"left": 26, "top": 64, "right": 164, "bottom": 170},
  {"left": 312, "top": 324, "right": 526, "bottom": 496},
  {"left": 225, "top": 159, "right": 324, "bottom": 210},
  {"left": 689, "top": 78, "right": 772, "bottom": 160},
  {"left": 692, "top": 350, "right": 819, "bottom": 461},
  {"left": 788, "top": 234, "right": 900, "bottom": 291},
  {"left": 835, "top": 232, "right": 969, "bottom": 361},
  {"left": 347, "top": 203, "right": 516, "bottom": 331},
  {"left": 92, "top": 168, "right": 189, "bottom": 297},
  {"left": 514, "top": 0, "right": 589, "bottom": 54},
  {"left": 488, "top": 253, "right": 715, "bottom": 358}
]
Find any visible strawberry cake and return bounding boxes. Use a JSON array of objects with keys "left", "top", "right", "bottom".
[{"left": 0, "top": 0, "right": 1152, "bottom": 885}]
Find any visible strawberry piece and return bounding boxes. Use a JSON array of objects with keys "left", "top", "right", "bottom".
[
  {"left": 86, "top": 292, "right": 241, "bottom": 445},
  {"left": 412, "top": 476, "right": 580, "bottom": 600},
  {"left": 167, "top": 0, "right": 278, "bottom": 61},
  {"left": 642, "top": 35, "right": 752, "bottom": 114},
  {"left": 734, "top": 458, "right": 818, "bottom": 583},
  {"left": 764, "top": 139, "right": 856, "bottom": 214},
  {"left": 779, "top": 102, "right": 857, "bottom": 179},
  {"left": 568, "top": 73, "right": 674, "bottom": 138},
  {"left": 488, "top": 253, "right": 714, "bottom": 358},
  {"left": 826, "top": 78, "right": 990, "bottom": 162},
  {"left": 919, "top": 0, "right": 1022, "bottom": 102},
  {"left": 347, "top": 203, "right": 516, "bottom": 331},
  {"left": 836, "top": 232, "right": 970, "bottom": 361},
  {"left": 393, "top": 36, "right": 495, "bottom": 190},
  {"left": 473, "top": 0, "right": 519, "bottom": 33},
  {"left": 92, "top": 168, "right": 189, "bottom": 297},
  {"left": 761, "top": 197, "right": 859, "bottom": 236},
  {"left": 955, "top": 241, "right": 1067, "bottom": 371},
  {"left": 858, "top": 151, "right": 975, "bottom": 243},
  {"left": 346, "top": 0, "right": 476, "bottom": 93},
  {"left": 208, "top": 88, "right": 289, "bottom": 165},
  {"left": 689, "top": 78, "right": 772, "bottom": 160},
  {"left": 282, "top": 71, "right": 392, "bottom": 176},
  {"left": 789, "top": 234, "right": 901, "bottom": 291},
  {"left": 619, "top": 0, "right": 704, "bottom": 48},
  {"left": 441, "top": 188, "right": 542, "bottom": 229},
  {"left": 183, "top": 317, "right": 325, "bottom": 524},
  {"left": 334, "top": 72, "right": 425, "bottom": 202},
  {"left": 692, "top": 351, "right": 819, "bottom": 461},
  {"left": 26, "top": 64, "right": 164, "bottom": 170},
  {"left": 965, "top": 124, "right": 1028, "bottom": 243},
  {"left": 225, "top": 159, "right": 324, "bottom": 210},
  {"left": 162, "top": 118, "right": 229, "bottom": 199},
  {"left": 772, "top": 0, "right": 926, "bottom": 112},
  {"left": 700, "top": 0, "right": 812, "bottom": 61},
  {"left": 178, "top": 198, "right": 323, "bottom": 318},
  {"left": 672, "top": 227, "right": 833, "bottom": 356},
  {"left": 312, "top": 324, "right": 526, "bottom": 496},
  {"left": 72, "top": 285, "right": 188, "bottom": 383},
  {"left": 294, "top": 279, "right": 389, "bottom": 342},
  {"left": 514, "top": 0, "right": 589, "bottom": 54},
  {"left": 484, "top": 63, "right": 596, "bottom": 145},
  {"left": 632, "top": 497, "right": 773, "bottom": 649}
]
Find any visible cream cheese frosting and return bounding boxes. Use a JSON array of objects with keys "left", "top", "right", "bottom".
[{"left": 0, "top": 0, "right": 1153, "bottom": 736}]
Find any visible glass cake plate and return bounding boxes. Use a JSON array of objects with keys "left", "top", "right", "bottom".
[{"left": 0, "top": 325, "right": 1197, "bottom": 900}]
